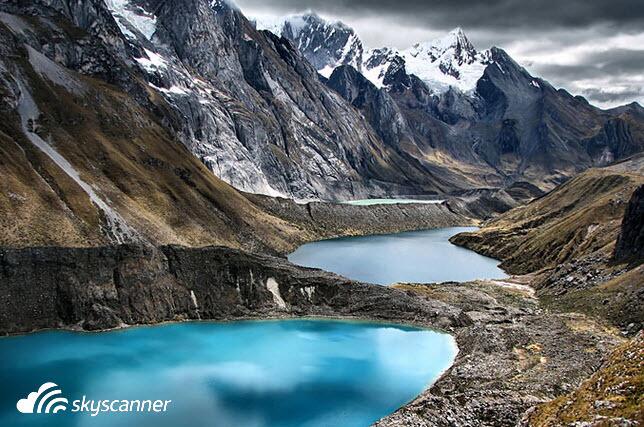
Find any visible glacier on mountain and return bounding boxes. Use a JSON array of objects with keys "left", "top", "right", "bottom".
[
  {"left": 383, "top": 28, "right": 492, "bottom": 93},
  {"left": 259, "top": 12, "right": 492, "bottom": 95}
]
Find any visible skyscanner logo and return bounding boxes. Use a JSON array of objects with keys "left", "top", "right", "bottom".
[
  {"left": 16, "top": 382, "right": 172, "bottom": 417},
  {"left": 16, "top": 382, "right": 68, "bottom": 414}
]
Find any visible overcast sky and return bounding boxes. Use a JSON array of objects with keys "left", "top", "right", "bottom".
[{"left": 235, "top": 0, "right": 644, "bottom": 109}]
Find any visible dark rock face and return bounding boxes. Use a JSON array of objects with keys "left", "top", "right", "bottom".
[
  {"left": 614, "top": 185, "right": 644, "bottom": 262},
  {"left": 0, "top": 245, "right": 465, "bottom": 334},
  {"left": 139, "top": 0, "right": 470, "bottom": 199},
  {"left": 396, "top": 47, "right": 643, "bottom": 189},
  {"left": 326, "top": 66, "right": 485, "bottom": 192},
  {"left": 585, "top": 118, "right": 637, "bottom": 165}
]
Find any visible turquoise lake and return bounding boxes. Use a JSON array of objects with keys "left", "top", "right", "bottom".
[
  {"left": 288, "top": 226, "right": 507, "bottom": 285},
  {"left": 0, "top": 320, "right": 457, "bottom": 427}
]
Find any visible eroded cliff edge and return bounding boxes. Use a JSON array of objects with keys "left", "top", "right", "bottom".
[{"left": 0, "top": 244, "right": 466, "bottom": 333}]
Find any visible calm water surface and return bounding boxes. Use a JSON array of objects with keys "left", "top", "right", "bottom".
[
  {"left": 289, "top": 227, "right": 507, "bottom": 285},
  {"left": 0, "top": 320, "right": 456, "bottom": 427}
]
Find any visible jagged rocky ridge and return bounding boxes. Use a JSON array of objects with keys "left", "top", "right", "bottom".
[
  {"left": 4, "top": 1, "right": 641, "bottom": 203},
  {"left": 270, "top": 13, "right": 644, "bottom": 191},
  {"left": 0, "top": 0, "right": 494, "bottom": 248},
  {"left": 255, "top": 12, "right": 363, "bottom": 78},
  {"left": 1, "top": 0, "right": 466, "bottom": 201}
]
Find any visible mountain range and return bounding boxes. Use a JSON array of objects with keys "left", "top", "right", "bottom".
[
  {"left": 261, "top": 12, "right": 644, "bottom": 192},
  {"left": 0, "top": 0, "right": 642, "bottom": 215}
]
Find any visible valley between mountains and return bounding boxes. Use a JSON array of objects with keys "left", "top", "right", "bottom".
[{"left": 0, "top": 1, "right": 642, "bottom": 426}]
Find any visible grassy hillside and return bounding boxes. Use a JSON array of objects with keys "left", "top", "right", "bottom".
[
  {"left": 528, "top": 332, "right": 643, "bottom": 426},
  {"left": 0, "top": 27, "right": 308, "bottom": 253},
  {"left": 451, "top": 162, "right": 644, "bottom": 274},
  {"left": 450, "top": 158, "right": 643, "bottom": 331}
]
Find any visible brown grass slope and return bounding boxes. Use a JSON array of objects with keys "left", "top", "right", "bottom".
[
  {"left": 528, "top": 332, "right": 643, "bottom": 426},
  {"left": 450, "top": 161, "right": 644, "bottom": 275},
  {"left": 0, "top": 22, "right": 308, "bottom": 253},
  {"left": 450, "top": 157, "right": 644, "bottom": 331}
]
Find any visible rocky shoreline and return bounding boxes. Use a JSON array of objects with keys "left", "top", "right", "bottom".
[
  {"left": 0, "top": 244, "right": 467, "bottom": 334},
  {"left": 249, "top": 195, "right": 475, "bottom": 255},
  {"left": 0, "top": 244, "right": 622, "bottom": 426},
  {"left": 376, "top": 281, "right": 621, "bottom": 426}
]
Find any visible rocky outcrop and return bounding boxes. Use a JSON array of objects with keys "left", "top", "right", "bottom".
[
  {"left": 0, "top": 244, "right": 467, "bottom": 334},
  {"left": 614, "top": 185, "right": 644, "bottom": 262}
]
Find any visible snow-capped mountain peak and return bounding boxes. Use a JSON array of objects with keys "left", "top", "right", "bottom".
[
  {"left": 255, "top": 12, "right": 492, "bottom": 93},
  {"left": 362, "top": 27, "right": 492, "bottom": 93},
  {"left": 409, "top": 27, "right": 477, "bottom": 66},
  {"left": 254, "top": 12, "right": 363, "bottom": 78}
]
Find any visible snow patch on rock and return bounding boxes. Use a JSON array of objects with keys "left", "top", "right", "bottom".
[
  {"left": 105, "top": 0, "right": 157, "bottom": 40},
  {"left": 135, "top": 49, "right": 168, "bottom": 72}
]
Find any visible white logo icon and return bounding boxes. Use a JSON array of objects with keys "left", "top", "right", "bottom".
[{"left": 17, "top": 382, "right": 68, "bottom": 414}]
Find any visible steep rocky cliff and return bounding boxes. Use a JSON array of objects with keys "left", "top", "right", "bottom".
[
  {"left": 255, "top": 12, "right": 363, "bottom": 77},
  {"left": 0, "top": 244, "right": 466, "bottom": 334},
  {"left": 3, "top": 1, "right": 641, "bottom": 203},
  {"left": 0, "top": 0, "right": 461, "bottom": 201},
  {"left": 0, "top": 1, "right": 481, "bottom": 250},
  {"left": 614, "top": 185, "right": 644, "bottom": 262}
]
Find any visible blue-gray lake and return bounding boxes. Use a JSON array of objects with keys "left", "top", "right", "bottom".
[
  {"left": 0, "top": 320, "right": 456, "bottom": 427},
  {"left": 288, "top": 227, "right": 507, "bottom": 285}
]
